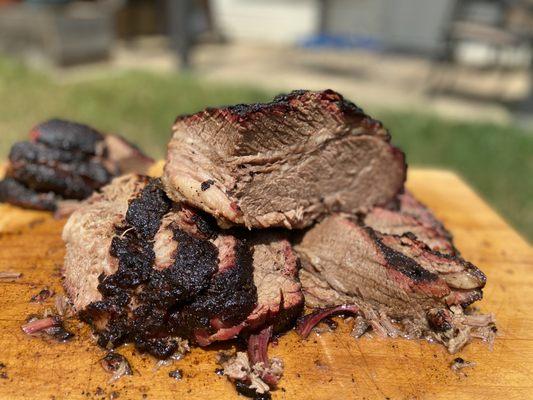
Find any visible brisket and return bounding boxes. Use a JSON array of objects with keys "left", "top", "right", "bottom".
[
  {"left": 0, "top": 177, "right": 57, "bottom": 211},
  {"left": 0, "top": 119, "right": 153, "bottom": 211},
  {"left": 62, "top": 175, "right": 303, "bottom": 357},
  {"left": 163, "top": 89, "right": 406, "bottom": 229},
  {"left": 295, "top": 213, "right": 493, "bottom": 352},
  {"left": 365, "top": 191, "right": 456, "bottom": 255}
]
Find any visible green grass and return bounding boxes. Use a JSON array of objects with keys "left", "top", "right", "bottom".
[
  {"left": 378, "top": 111, "right": 532, "bottom": 242},
  {"left": 1, "top": 57, "right": 531, "bottom": 241}
]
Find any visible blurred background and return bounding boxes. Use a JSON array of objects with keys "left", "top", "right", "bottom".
[{"left": 0, "top": 0, "right": 531, "bottom": 241}]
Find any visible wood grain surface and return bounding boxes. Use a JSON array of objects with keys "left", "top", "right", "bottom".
[{"left": 0, "top": 169, "right": 531, "bottom": 400}]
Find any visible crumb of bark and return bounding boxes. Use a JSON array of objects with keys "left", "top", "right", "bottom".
[
  {"left": 30, "top": 288, "right": 55, "bottom": 303},
  {"left": 168, "top": 369, "right": 183, "bottom": 380},
  {"left": 101, "top": 352, "right": 132, "bottom": 382},
  {"left": 450, "top": 357, "right": 476, "bottom": 374}
]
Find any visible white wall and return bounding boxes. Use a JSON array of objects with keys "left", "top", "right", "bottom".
[
  {"left": 326, "top": 0, "right": 455, "bottom": 53},
  {"left": 212, "top": 0, "right": 320, "bottom": 44},
  {"left": 212, "top": 0, "right": 455, "bottom": 53}
]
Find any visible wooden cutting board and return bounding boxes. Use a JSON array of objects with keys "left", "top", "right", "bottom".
[{"left": 0, "top": 169, "right": 531, "bottom": 400}]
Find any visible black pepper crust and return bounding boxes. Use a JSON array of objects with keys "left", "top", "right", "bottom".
[{"left": 80, "top": 178, "right": 258, "bottom": 358}]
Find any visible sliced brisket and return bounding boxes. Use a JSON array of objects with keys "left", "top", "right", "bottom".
[
  {"left": 295, "top": 214, "right": 492, "bottom": 352},
  {"left": 63, "top": 175, "right": 303, "bottom": 357},
  {"left": 244, "top": 232, "right": 304, "bottom": 333},
  {"left": 0, "top": 177, "right": 58, "bottom": 211},
  {"left": 163, "top": 89, "right": 406, "bottom": 229},
  {"left": 1, "top": 119, "right": 153, "bottom": 211},
  {"left": 365, "top": 191, "right": 455, "bottom": 255}
]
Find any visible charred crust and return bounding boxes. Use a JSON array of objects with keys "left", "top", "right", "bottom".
[
  {"left": 174, "top": 89, "right": 387, "bottom": 139},
  {"left": 125, "top": 178, "right": 172, "bottom": 238},
  {"left": 0, "top": 177, "right": 57, "bottom": 211},
  {"left": 143, "top": 227, "right": 219, "bottom": 306},
  {"left": 169, "top": 238, "right": 257, "bottom": 338},
  {"left": 30, "top": 119, "right": 105, "bottom": 155},
  {"left": 365, "top": 226, "right": 439, "bottom": 282},
  {"left": 189, "top": 208, "right": 219, "bottom": 239},
  {"left": 395, "top": 232, "right": 486, "bottom": 288},
  {"left": 83, "top": 177, "right": 257, "bottom": 356},
  {"left": 9, "top": 154, "right": 113, "bottom": 188}
]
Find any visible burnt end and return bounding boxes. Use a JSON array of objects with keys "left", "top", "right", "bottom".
[
  {"left": 0, "top": 178, "right": 58, "bottom": 211},
  {"left": 125, "top": 179, "right": 172, "bottom": 238},
  {"left": 30, "top": 119, "right": 105, "bottom": 155},
  {"left": 169, "top": 239, "right": 257, "bottom": 338},
  {"left": 366, "top": 227, "right": 438, "bottom": 282},
  {"left": 7, "top": 162, "right": 98, "bottom": 199}
]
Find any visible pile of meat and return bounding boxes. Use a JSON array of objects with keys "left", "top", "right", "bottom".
[
  {"left": 0, "top": 119, "right": 152, "bottom": 212},
  {"left": 8, "top": 90, "right": 495, "bottom": 397}
]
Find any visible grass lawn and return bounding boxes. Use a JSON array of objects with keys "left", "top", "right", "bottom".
[{"left": 1, "top": 57, "right": 531, "bottom": 241}]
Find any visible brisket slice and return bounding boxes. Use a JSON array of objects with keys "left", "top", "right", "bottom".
[
  {"left": 364, "top": 191, "right": 456, "bottom": 255},
  {"left": 0, "top": 177, "right": 58, "bottom": 211},
  {"left": 1, "top": 119, "right": 153, "bottom": 211},
  {"left": 243, "top": 232, "right": 304, "bottom": 333},
  {"left": 63, "top": 175, "right": 303, "bottom": 358},
  {"left": 163, "top": 89, "right": 406, "bottom": 229},
  {"left": 295, "top": 214, "right": 493, "bottom": 353}
]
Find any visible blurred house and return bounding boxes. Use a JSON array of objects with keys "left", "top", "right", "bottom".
[
  {"left": 212, "top": 0, "right": 455, "bottom": 54},
  {"left": 1, "top": 0, "right": 531, "bottom": 64},
  {"left": 0, "top": 0, "right": 531, "bottom": 111}
]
